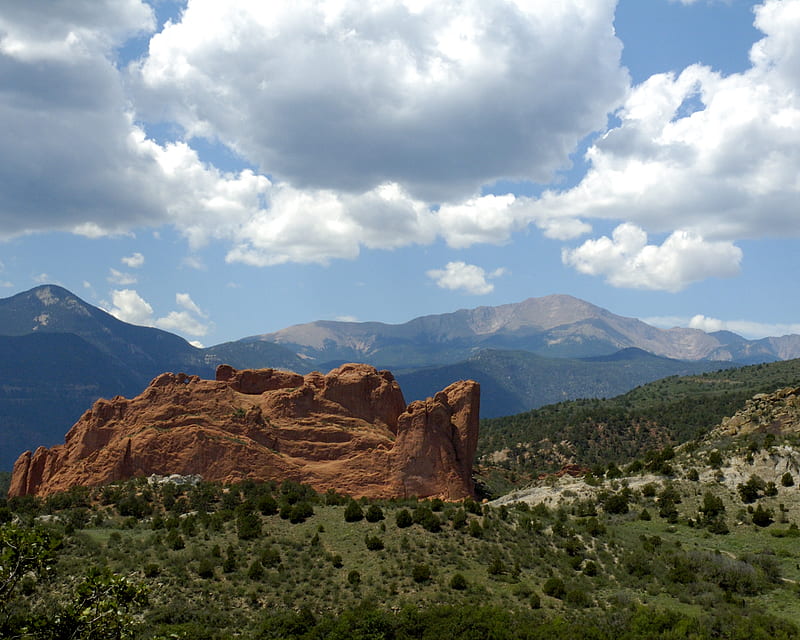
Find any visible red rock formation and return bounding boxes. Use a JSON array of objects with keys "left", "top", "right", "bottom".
[{"left": 9, "top": 364, "right": 479, "bottom": 500}]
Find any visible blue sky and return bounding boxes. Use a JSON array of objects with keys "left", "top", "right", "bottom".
[{"left": 1, "top": 0, "right": 799, "bottom": 346}]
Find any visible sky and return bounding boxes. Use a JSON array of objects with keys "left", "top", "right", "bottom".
[{"left": 1, "top": 0, "right": 799, "bottom": 347}]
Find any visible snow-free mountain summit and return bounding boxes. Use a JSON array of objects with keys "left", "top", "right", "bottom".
[{"left": 247, "top": 295, "right": 800, "bottom": 368}]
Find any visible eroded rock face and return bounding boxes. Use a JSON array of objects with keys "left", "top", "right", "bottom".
[{"left": 9, "top": 364, "right": 479, "bottom": 500}]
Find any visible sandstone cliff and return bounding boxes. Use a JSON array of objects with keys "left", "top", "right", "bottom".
[{"left": 9, "top": 363, "right": 479, "bottom": 500}]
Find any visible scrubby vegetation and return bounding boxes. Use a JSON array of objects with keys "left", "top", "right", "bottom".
[
  {"left": 478, "top": 358, "right": 800, "bottom": 484},
  {"left": 3, "top": 467, "right": 800, "bottom": 638},
  {"left": 6, "top": 359, "right": 800, "bottom": 637}
]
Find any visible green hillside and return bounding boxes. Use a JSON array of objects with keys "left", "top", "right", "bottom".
[
  {"left": 3, "top": 474, "right": 800, "bottom": 639},
  {"left": 397, "top": 348, "right": 726, "bottom": 417},
  {"left": 478, "top": 358, "right": 800, "bottom": 482}
]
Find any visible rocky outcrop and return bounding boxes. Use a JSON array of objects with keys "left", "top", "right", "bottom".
[{"left": 9, "top": 364, "right": 479, "bottom": 500}]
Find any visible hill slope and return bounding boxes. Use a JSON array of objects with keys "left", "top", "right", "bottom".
[
  {"left": 478, "top": 358, "right": 800, "bottom": 482},
  {"left": 397, "top": 348, "right": 725, "bottom": 418}
]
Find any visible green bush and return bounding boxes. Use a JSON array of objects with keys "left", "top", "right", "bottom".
[
  {"left": 344, "top": 499, "right": 364, "bottom": 523},
  {"left": 365, "top": 504, "right": 384, "bottom": 523},
  {"left": 247, "top": 560, "right": 264, "bottom": 580},
  {"left": 542, "top": 576, "right": 566, "bottom": 599},
  {"left": 781, "top": 472, "right": 794, "bottom": 487},
  {"left": 364, "top": 535, "right": 384, "bottom": 551},
  {"left": 450, "top": 573, "right": 468, "bottom": 590},
  {"left": 752, "top": 504, "right": 774, "bottom": 527},
  {"left": 395, "top": 509, "right": 412, "bottom": 528},
  {"left": 412, "top": 564, "right": 431, "bottom": 583},
  {"left": 602, "top": 492, "right": 629, "bottom": 515},
  {"left": 565, "top": 587, "right": 592, "bottom": 608}
]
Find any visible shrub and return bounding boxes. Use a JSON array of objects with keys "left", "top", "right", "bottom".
[
  {"left": 257, "top": 494, "right": 278, "bottom": 516},
  {"left": 412, "top": 564, "right": 431, "bottom": 583},
  {"left": 602, "top": 493, "right": 629, "bottom": 515},
  {"left": 165, "top": 530, "right": 185, "bottom": 551},
  {"left": 413, "top": 506, "right": 441, "bottom": 532},
  {"left": 542, "top": 576, "right": 566, "bottom": 599},
  {"left": 752, "top": 504, "right": 774, "bottom": 527},
  {"left": 196, "top": 557, "right": 215, "bottom": 579},
  {"left": 365, "top": 504, "right": 384, "bottom": 523},
  {"left": 347, "top": 570, "right": 361, "bottom": 586},
  {"left": 781, "top": 472, "right": 794, "bottom": 487},
  {"left": 365, "top": 535, "right": 384, "bottom": 551},
  {"left": 395, "top": 509, "right": 413, "bottom": 528},
  {"left": 699, "top": 491, "right": 725, "bottom": 522},
  {"left": 247, "top": 560, "right": 264, "bottom": 580},
  {"left": 344, "top": 499, "right": 364, "bottom": 523},
  {"left": 584, "top": 517, "right": 605, "bottom": 537},
  {"left": 641, "top": 483, "right": 658, "bottom": 498},
  {"left": 289, "top": 501, "right": 314, "bottom": 524},
  {"left": 686, "top": 468, "right": 699, "bottom": 481},
  {"left": 565, "top": 588, "right": 592, "bottom": 608},
  {"left": 765, "top": 482, "right": 778, "bottom": 497},
  {"left": 236, "top": 506, "right": 262, "bottom": 540},
  {"left": 738, "top": 475, "right": 765, "bottom": 504},
  {"left": 450, "top": 573, "right": 468, "bottom": 590},
  {"left": 452, "top": 509, "right": 467, "bottom": 530},
  {"left": 260, "top": 547, "right": 281, "bottom": 568},
  {"left": 468, "top": 519, "right": 483, "bottom": 538}
]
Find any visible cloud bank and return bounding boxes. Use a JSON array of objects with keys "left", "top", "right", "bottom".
[{"left": 0, "top": 0, "right": 799, "bottom": 292}]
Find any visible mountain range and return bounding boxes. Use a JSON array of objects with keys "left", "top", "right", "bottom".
[
  {"left": 1, "top": 284, "right": 799, "bottom": 471},
  {"left": 250, "top": 294, "right": 800, "bottom": 366}
]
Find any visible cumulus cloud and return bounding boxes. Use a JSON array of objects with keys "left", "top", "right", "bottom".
[
  {"left": 121, "top": 252, "right": 145, "bottom": 268},
  {"left": 108, "top": 289, "right": 154, "bottom": 325},
  {"left": 132, "top": 0, "right": 625, "bottom": 202},
  {"left": 0, "top": 0, "right": 630, "bottom": 266},
  {"left": 427, "top": 261, "right": 506, "bottom": 295},
  {"left": 533, "top": 0, "right": 800, "bottom": 248},
  {"left": 107, "top": 288, "right": 211, "bottom": 337},
  {"left": 562, "top": 223, "right": 742, "bottom": 292},
  {"left": 4, "top": 0, "right": 799, "bottom": 293}
]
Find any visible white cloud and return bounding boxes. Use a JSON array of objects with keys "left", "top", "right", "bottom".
[
  {"left": 176, "top": 292, "right": 204, "bottom": 316},
  {"left": 121, "top": 252, "right": 145, "bottom": 268},
  {"left": 107, "top": 268, "right": 137, "bottom": 285},
  {"left": 4, "top": 0, "right": 798, "bottom": 294},
  {"left": 108, "top": 288, "right": 154, "bottom": 325},
  {"left": 427, "top": 261, "right": 506, "bottom": 295},
  {"left": 531, "top": 0, "right": 800, "bottom": 250},
  {"left": 132, "top": 0, "right": 626, "bottom": 203},
  {"left": 0, "top": 0, "right": 631, "bottom": 268},
  {"left": 155, "top": 310, "right": 210, "bottom": 337},
  {"left": 562, "top": 223, "right": 742, "bottom": 292},
  {"left": 335, "top": 315, "right": 359, "bottom": 323},
  {"left": 107, "top": 288, "right": 211, "bottom": 337}
]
